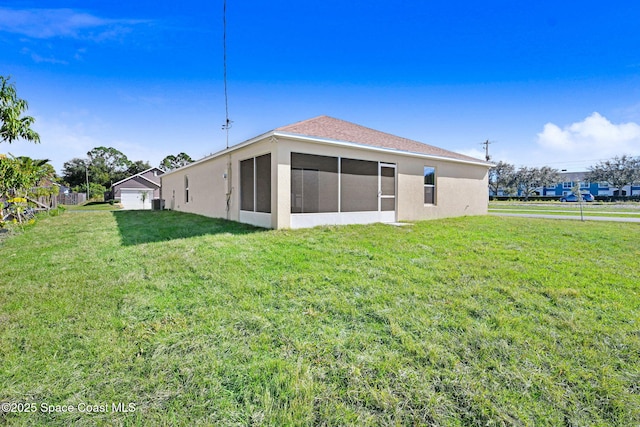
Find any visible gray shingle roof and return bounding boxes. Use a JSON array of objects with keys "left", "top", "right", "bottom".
[{"left": 276, "top": 115, "right": 486, "bottom": 164}]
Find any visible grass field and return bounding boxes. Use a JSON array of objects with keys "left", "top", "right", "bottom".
[
  {"left": 62, "top": 201, "right": 122, "bottom": 211},
  {"left": 489, "top": 201, "right": 640, "bottom": 219},
  {"left": 1, "top": 211, "right": 639, "bottom": 426}
]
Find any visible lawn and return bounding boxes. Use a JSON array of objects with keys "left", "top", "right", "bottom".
[
  {"left": 1, "top": 211, "right": 639, "bottom": 426},
  {"left": 489, "top": 201, "right": 640, "bottom": 219},
  {"left": 62, "top": 201, "right": 122, "bottom": 211}
]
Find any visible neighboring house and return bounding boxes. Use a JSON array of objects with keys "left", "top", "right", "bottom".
[
  {"left": 161, "top": 116, "right": 491, "bottom": 229},
  {"left": 111, "top": 167, "right": 164, "bottom": 210},
  {"left": 541, "top": 172, "right": 640, "bottom": 197}
]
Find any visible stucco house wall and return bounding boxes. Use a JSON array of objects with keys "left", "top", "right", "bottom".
[
  {"left": 161, "top": 116, "right": 490, "bottom": 229},
  {"left": 162, "top": 139, "right": 275, "bottom": 226}
]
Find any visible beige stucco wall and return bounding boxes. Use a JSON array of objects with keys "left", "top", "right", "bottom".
[
  {"left": 396, "top": 157, "right": 489, "bottom": 221},
  {"left": 160, "top": 138, "right": 277, "bottom": 226},
  {"left": 161, "top": 135, "right": 488, "bottom": 229},
  {"left": 274, "top": 136, "right": 488, "bottom": 227}
]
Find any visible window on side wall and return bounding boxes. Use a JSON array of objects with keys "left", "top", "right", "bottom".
[
  {"left": 185, "top": 175, "right": 189, "bottom": 203},
  {"left": 424, "top": 167, "right": 436, "bottom": 205}
]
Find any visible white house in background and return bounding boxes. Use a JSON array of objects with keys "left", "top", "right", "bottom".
[
  {"left": 110, "top": 167, "right": 164, "bottom": 210},
  {"left": 161, "top": 116, "right": 491, "bottom": 229}
]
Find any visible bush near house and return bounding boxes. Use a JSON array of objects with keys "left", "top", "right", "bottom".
[{"left": 0, "top": 212, "right": 638, "bottom": 425}]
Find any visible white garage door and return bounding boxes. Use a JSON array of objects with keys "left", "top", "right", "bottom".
[{"left": 120, "top": 189, "right": 154, "bottom": 210}]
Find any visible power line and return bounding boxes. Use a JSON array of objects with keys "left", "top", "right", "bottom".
[{"left": 222, "top": 0, "right": 232, "bottom": 148}]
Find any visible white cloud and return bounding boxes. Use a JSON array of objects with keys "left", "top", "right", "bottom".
[
  {"left": 536, "top": 112, "right": 640, "bottom": 160},
  {"left": 2, "top": 114, "right": 101, "bottom": 174},
  {"left": 0, "top": 7, "right": 147, "bottom": 41},
  {"left": 20, "top": 47, "right": 69, "bottom": 65}
]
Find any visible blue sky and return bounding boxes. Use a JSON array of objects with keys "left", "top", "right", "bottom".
[{"left": 2, "top": 1, "right": 640, "bottom": 174}]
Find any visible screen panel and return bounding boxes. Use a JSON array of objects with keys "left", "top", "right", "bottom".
[
  {"left": 341, "top": 158, "right": 378, "bottom": 212},
  {"left": 240, "top": 158, "right": 254, "bottom": 211},
  {"left": 255, "top": 154, "right": 271, "bottom": 213}
]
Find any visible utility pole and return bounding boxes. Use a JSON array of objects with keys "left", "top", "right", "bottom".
[
  {"left": 481, "top": 140, "right": 492, "bottom": 162},
  {"left": 85, "top": 161, "right": 90, "bottom": 201}
]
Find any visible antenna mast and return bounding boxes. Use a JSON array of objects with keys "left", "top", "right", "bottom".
[
  {"left": 222, "top": 0, "right": 232, "bottom": 148},
  {"left": 481, "top": 139, "right": 493, "bottom": 162}
]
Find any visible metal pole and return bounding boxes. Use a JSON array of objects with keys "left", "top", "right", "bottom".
[
  {"left": 85, "top": 162, "right": 90, "bottom": 202},
  {"left": 578, "top": 181, "right": 584, "bottom": 221}
]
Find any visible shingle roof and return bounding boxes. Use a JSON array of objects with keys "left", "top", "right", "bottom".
[{"left": 275, "top": 115, "right": 486, "bottom": 164}]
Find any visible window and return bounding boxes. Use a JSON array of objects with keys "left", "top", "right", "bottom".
[
  {"left": 424, "top": 167, "right": 436, "bottom": 204},
  {"left": 563, "top": 182, "right": 573, "bottom": 189},
  {"left": 240, "top": 154, "right": 271, "bottom": 213},
  {"left": 580, "top": 181, "right": 589, "bottom": 188},
  {"left": 184, "top": 176, "right": 189, "bottom": 203}
]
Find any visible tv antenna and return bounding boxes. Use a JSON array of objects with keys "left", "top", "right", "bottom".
[{"left": 221, "top": 0, "right": 232, "bottom": 148}]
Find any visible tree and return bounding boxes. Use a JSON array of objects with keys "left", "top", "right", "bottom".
[
  {"left": 127, "top": 160, "right": 152, "bottom": 176},
  {"left": 514, "top": 166, "right": 560, "bottom": 200},
  {"left": 139, "top": 190, "right": 148, "bottom": 208},
  {"left": 1, "top": 76, "right": 40, "bottom": 144},
  {"left": 73, "top": 182, "right": 107, "bottom": 202},
  {"left": 489, "top": 161, "right": 516, "bottom": 196},
  {"left": 159, "top": 152, "right": 193, "bottom": 171},
  {"left": 586, "top": 155, "right": 640, "bottom": 198},
  {"left": 0, "top": 155, "right": 51, "bottom": 198},
  {"left": 0, "top": 155, "right": 54, "bottom": 221},
  {"left": 62, "top": 157, "right": 89, "bottom": 188},
  {"left": 87, "top": 146, "right": 131, "bottom": 188}
]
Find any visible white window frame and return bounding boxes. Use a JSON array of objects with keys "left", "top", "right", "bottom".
[
  {"left": 424, "top": 166, "right": 436, "bottom": 205},
  {"left": 184, "top": 175, "right": 189, "bottom": 203}
]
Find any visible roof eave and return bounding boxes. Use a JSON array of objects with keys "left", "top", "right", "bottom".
[
  {"left": 111, "top": 167, "right": 163, "bottom": 187},
  {"left": 161, "top": 129, "right": 491, "bottom": 179},
  {"left": 274, "top": 132, "right": 492, "bottom": 168}
]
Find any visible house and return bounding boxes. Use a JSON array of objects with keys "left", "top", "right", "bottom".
[
  {"left": 541, "top": 172, "right": 640, "bottom": 197},
  {"left": 110, "top": 167, "right": 164, "bottom": 210},
  {"left": 161, "top": 116, "right": 491, "bottom": 229}
]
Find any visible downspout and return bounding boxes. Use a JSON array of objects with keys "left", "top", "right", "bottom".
[{"left": 225, "top": 154, "right": 232, "bottom": 220}]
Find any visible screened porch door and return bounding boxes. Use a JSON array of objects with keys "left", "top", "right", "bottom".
[{"left": 379, "top": 163, "right": 396, "bottom": 222}]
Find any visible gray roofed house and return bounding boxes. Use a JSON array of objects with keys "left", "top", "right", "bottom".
[
  {"left": 161, "top": 116, "right": 491, "bottom": 228},
  {"left": 111, "top": 167, "right": 164, "bottom": 210}
]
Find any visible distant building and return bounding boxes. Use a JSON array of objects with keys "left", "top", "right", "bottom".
[{"left": 540, "top": 172, "right": 639, "bottom": 197}]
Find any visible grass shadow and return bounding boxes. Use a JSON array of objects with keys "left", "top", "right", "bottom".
[{"left": 112, "top": 210, "right": 266, "bottom": 246}]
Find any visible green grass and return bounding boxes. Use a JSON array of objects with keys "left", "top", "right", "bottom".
[
  {"left": 63, "top": 201, "right": 122, "bottom": 211},
  {"left": 489, "top": 201, "right": 640, "bottom": 218},
  {"left": 1, "top": 211, "right": 639, "bottom": 426}
]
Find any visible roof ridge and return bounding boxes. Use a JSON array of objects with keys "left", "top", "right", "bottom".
[
  {"left": 274, "top": 115, "right": 331, "bottom": 131},
  {"left": 111, "top": 167, "right": 163, "bottom": 188}
]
